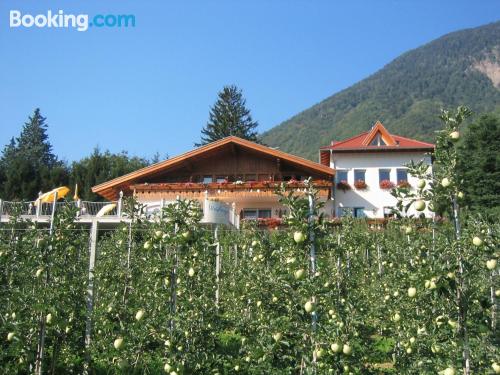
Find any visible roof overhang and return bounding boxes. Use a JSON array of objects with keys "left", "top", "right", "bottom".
[{"left": 92, "top": 136, "right": 335, "bottom": 200}]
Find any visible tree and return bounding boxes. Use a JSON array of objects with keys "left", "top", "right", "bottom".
[
  {"left": 196, "top": 85, "right": 259, "bottom": 146},
  {"left": 0, "top": 109, "right": 68, "bottom": 200},
  {"left": 457, "top": 113, "right": 500, "bottom": 218},
  {"left": 69, "top": 148, "right": 149, "bottom": 201}
]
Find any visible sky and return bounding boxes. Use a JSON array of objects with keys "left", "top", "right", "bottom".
[{"left": 0, "top": 0, "right": 498, "bottom": 162}]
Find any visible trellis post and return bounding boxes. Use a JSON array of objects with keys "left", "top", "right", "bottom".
[{"left": 84, "top": 219, "right": 98, "bottom": 374}]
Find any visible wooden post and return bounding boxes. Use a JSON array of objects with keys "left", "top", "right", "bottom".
[{"left": 84, "top": 219, "right": 98, "bottom": 374}]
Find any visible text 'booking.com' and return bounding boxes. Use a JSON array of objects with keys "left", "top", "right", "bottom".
[{"left": 9, "top": 10, "right": 136, "bottom": 32}]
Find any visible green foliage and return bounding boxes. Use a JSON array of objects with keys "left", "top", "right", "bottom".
[
  {"left": 0, "top": 109, "right": 68, "bottom": 200},
  {"left": 197, "top": 85, "right": 259, "bottom": 146},
  {"left": 457, "top": 113, "right": 500, "bottom": 218},
  {"left": 69, "top": 148, "right": 149, "bottom": 201},
  {"left": 262, "top": 21, "right": 500, "bottom": 160}
]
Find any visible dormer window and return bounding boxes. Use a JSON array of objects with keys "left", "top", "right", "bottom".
[{"left": 369, "top": 133, "right": 387, "bottom": 146}]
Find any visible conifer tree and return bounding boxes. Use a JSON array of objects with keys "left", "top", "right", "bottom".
[
  {"left": 196, "top": 85, "right": 259, "bottom": 146},
  {"left": 0, "top": 108, "right": 68, "bottom": 200}
]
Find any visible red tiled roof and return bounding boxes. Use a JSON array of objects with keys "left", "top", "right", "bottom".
[{"left": 320, "top": 121, "right": 434, "bottom": 152}]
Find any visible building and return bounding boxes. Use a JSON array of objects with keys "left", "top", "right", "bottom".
[
  {"left": 92, "top": 136, "right": 335, "bottom": 226},
  {"left": 319, "top": 121, "right": 434, "bottom": 219}
]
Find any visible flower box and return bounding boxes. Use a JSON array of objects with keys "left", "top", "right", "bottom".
[
  {"left": 336, "top": 180, "right": 351, "bottom": 192},
  {"left": 397, "top": 180, "right": 411, "bottom": 188},
  {"left": 379, "top": 179, "right": 395, "bottom": 190},
  {"left": 354, "top": 180, "right": 368, "bottom": 190}
]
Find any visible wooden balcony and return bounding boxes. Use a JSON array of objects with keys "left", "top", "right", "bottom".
[{"left": 130, "top": 180, "right": 333, "bottom": 201}]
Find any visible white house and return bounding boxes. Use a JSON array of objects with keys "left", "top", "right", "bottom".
[{"left": 319, "top": 121, "right": 434, "bottom": 219}]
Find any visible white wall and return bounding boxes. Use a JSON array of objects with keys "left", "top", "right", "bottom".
[{"left": 330, "top": 151, "right": 433, "bottom": 218}]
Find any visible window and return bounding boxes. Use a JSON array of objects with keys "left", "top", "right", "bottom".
[
  {"left": 369, "top": 133, "right": 387, "bottom": 146},
  {"left": 242, "top": 209, "right": 258, "bottom": 219},
  {"left": 202, "top": 175, "right": 213, "bottom": 184},
  {"left": 354, "top": 169, "right": 365, "bottom": 182},
  {"left": 336, "top": 170, "right": 348, "bottom": 182},
  {"left": 216, "top": 176, "right": 226, "bottom": 183},
  {"left": 243, "top": 209, "right": 272, "bottom": 219},
  {"left": 379, "top": 169, "right": 391, "bottom": 183},
  {"left": 339, "top": 207, "right": 365, "bottom": 218},
  {"left": 258, "top": 209, "right": 272, "bottom": 218},
  {"left": 397, "top": 169, "right": 408, "bottom": 182},
  {"left": 339, "top": 207, "right": 353, "bottom": 217},
  {"left": 354, "top": 208, "right": 365, "bottom": 218}
]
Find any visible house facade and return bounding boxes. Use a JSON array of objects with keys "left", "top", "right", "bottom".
[
  {"left": 319, "top": 121, "right": 434, "bottom": 219},
  {"left": 92, "top": 136, "right": 335, "bottom": 226}
]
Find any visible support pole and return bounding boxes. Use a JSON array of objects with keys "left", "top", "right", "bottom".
[
  {"left": 215, "top": 226, "right": 220, "bottom": 308},
  {"left": 35, "top": 191, "right": 58, "bottom": 375},
  {"left": 84, "top": 219, "right": 98, "bottom": 374}
]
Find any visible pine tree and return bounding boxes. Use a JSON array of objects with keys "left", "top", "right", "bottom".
[
  {"left": 0, "top": 108, "right": 68, "bottom": 200},
  {"left": 196, "top": 85, "right": 259, "bottom": 146}
]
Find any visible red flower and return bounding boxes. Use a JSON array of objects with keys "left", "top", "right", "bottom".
[
  {"left": 354, "top": 180, "right": 368, "bottom": 190},
  {"left": 336, "top": 180, "right": 351, "bottom": 191},
  {"left": 397, "top": 180, "right": 411, "bottom": 188},
  {"left": 379, "top": 179, "right": 395, "bottom": 190}
]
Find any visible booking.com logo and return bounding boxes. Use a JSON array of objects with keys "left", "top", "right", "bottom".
[{"left": 9, "top": 10, "right": 135, "bottom": 32}]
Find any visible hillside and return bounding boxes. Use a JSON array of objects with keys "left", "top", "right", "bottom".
[{"left": 261, "top": 21, "right": 500, "bottom": 160}]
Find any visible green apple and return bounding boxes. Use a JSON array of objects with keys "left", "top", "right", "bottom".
[
  {"left": 492, "top": 363, "right": 500, "bottom": 374},
  {"left": 234, "top": 365, "right": 240, "bottom": 371},
  {"left": 342, "top": 344, "right": 352, "bottom": 355},
  {"left": 188, "top": 267, "right": 195, "bottom": 277},
  {"left": 417, "top": 179, "right": 426, "bottom": 189},
  {"left": 46, "top": 313, "right": 53, "bottom": 324},
  {"left": 35, "top": 268, "right": 44, "bottom": 278},
  {"left": 114, "top": 337, "right": 124, "bottom": 350},
  {"left": 154, "top": 230, "right": 163, "bottom": 239},
  {"left": 393, "top": 313, "right": 401, "bottom": 322},
  {"left": 405, "top": 226, "right": 412, "bottom": 235},
  {"left": 143, "top": 241, "right": 152, "bottom": 250},
  {"left": 293, "top": 231, "right": 306, "bottom": 244},
  {"left": 315, "top": 348, "right": 324, "bottom": 358},
  {"left": 449, "top": 131, "right": 459, "bottom": 141},
  {"left": 407, "top": 287, "right": 417, "bottom": 298},
  {"left": 486, "top": 259, "right": 497, "bottom": 270},
  {"left": 441, "top": 178, "right": 451, "bottom": 188},
  {"left": 304, "top": 301, "right": 314, "bottom": 313},
  {"left": 330, "top": 342, "right": 341, "bottom": 353},
  {"left": 406, "top": 347, "right": 412, "bottom": 354},
  {"left": 472, "top": 237, "right": 483, "bottom": 246},
  {"left": 414, "top": 200, "right": 426, "bottom": 211},
  {"left": 294, "top": 269, "right": 305, "bottom": 280},
  {"left": 7, "top": 332, "right": 15, "bottom": 341},
  {"left": 164, "top": 363, "right": 172, "bottom": 372},
  {"left": 457, "top": 191, "right": 464, "bottom": 199},
  {"left": 442, "top": 368, "right": 455, "bottom": 375},
  {"left": 251, "top": 240, "right": 258, "bottom": 247},
  {"left": 135, "top": 309, "right": 145, "bottom": 321},
  {"left": 273, "top": 332, "right": 282, "bottom": 342}
]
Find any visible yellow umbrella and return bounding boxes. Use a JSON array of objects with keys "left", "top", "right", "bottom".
[
  {"left": 34, "top": 186, "right": 70, "bottom": 205},
  {"left": 96, "top": 203, "right": 116, "bottom": 218}
]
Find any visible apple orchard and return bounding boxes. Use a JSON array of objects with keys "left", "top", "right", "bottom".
[{"left": 1, "top": 107, "right": 498, "bottom": 374}]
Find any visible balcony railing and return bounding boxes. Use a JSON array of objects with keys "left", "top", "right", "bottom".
[{"left": 0, "top": 199, "right": 121, "bottom": 220}]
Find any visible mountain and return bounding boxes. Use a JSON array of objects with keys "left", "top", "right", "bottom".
[{"left": 261, "top": 21, "right": 500, "bottom": 161}]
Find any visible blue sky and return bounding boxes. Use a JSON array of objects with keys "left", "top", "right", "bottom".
[{"left": 0, "top": 0, "right": 498, "bottom": 162}]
